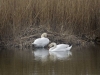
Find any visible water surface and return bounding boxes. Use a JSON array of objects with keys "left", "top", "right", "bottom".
[{"left": 0, "top": 45, "right": 100, "bottom": 75}]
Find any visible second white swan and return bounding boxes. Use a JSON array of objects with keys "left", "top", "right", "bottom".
[{"left": 49, "top": 42, "right": 72, "bottom": 51}]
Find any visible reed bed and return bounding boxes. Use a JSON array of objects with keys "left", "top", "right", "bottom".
[{"left": 0, "top": 0, "right": 100, "bottom": 46}]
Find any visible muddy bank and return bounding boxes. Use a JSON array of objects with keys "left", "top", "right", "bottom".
[{"left": 4, "top": 25, "right": 99, "bottom": 49}]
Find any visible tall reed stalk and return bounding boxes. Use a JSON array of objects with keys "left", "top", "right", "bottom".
[{"left": 0, "top": 0, "right": 100, "bottom": 42}]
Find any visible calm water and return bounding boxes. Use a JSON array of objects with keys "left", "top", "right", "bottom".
[{"left": 0, "top": 45, "right": 100, "bottom": 75}]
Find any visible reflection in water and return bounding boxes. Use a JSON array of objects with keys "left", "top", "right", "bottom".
[
  {"left": 49, "top": 51, "right": 72, "bottom": 61},
  {"left": 0, "top": 46, "right": 100, "bottom": 75},
  {"left": 33, "top": 48, "right": 49, "bottom": 63}
]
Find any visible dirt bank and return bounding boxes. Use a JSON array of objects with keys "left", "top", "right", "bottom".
[{"left": 4, "top": 25, "right": 98, "bottom": 49}]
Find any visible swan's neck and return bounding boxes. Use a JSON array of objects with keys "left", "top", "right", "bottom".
[
  {"left": 41, "top": 36, "right": 45, "bottom": 38},
  {"left": 41, "top": 36, "right": 44, "bottom": 38},
  {"left": 49, "top": 44, "right": 57, "bottom": 51}
]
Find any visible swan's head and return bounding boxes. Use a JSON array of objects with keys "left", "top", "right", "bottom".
[
  {"left": 49, "top": 42, "right": 57, "bottom": 48},
  {"left": 49, "top": 42, "right": 57, "bottom": 51},
  {"left": 41, "top": 33, "right": 48, "bottom": 38}
]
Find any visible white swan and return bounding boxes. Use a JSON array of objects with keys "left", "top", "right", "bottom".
[
  {"left": 49, "top": 42, "right": 72, "bottom": 51},
  {"left": 32, "top": 33, "right": 50, "bottom": 47}
]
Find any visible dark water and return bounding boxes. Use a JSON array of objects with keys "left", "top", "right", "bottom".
[{"left": 0, "top": 45, "right": 100, "bottom": 75}]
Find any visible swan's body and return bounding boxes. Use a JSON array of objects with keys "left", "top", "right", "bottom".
[
  {"left": 49, "top": 42, "right": 72, "bottom": 51},
  {"left": 32, "top": 33, "right": 50, "bottom": 47}
]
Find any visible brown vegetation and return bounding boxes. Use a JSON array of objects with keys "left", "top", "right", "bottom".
[{"left": 0, "top": 0, "right": 100, "bottom": 47}]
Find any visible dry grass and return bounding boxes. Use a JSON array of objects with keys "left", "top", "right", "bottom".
[{"left": 0, "top": 0, "right": 100, "bottom": 45}]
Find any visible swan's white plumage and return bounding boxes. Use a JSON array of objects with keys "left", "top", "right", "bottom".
[
  {"left": 56, "top": 44, "right": 69, "bottom": 49},
  {"left": 49, "top": 42, "right": 72, "bottom": 51},
  {"left": 33, "top": 37, "right": 49, "bottom": 47},
  {"left": 32, "top": 33, "right": 50, "bottom": 47}
]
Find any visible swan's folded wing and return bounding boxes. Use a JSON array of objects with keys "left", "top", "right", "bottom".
[
  {"left": 57, "top": 44, "right": 69, "bottom": 49},
  {"left": 33, "top": 38, "right": 49, "bottom": 47},
  {"left": 40, "top": 38, "right": 50, "bottom": 45}
]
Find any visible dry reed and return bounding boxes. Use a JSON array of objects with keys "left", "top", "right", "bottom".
[{"left": 0, "top": 0, "right": 100, "bottom": 44}]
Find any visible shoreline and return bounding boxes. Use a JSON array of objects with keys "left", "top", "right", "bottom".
[
  {"left": 5, "top": 34, "right": 96, "bottom": 49},
  {"left": 1, "top": 26, "right": 100, "bottom": 49}
]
